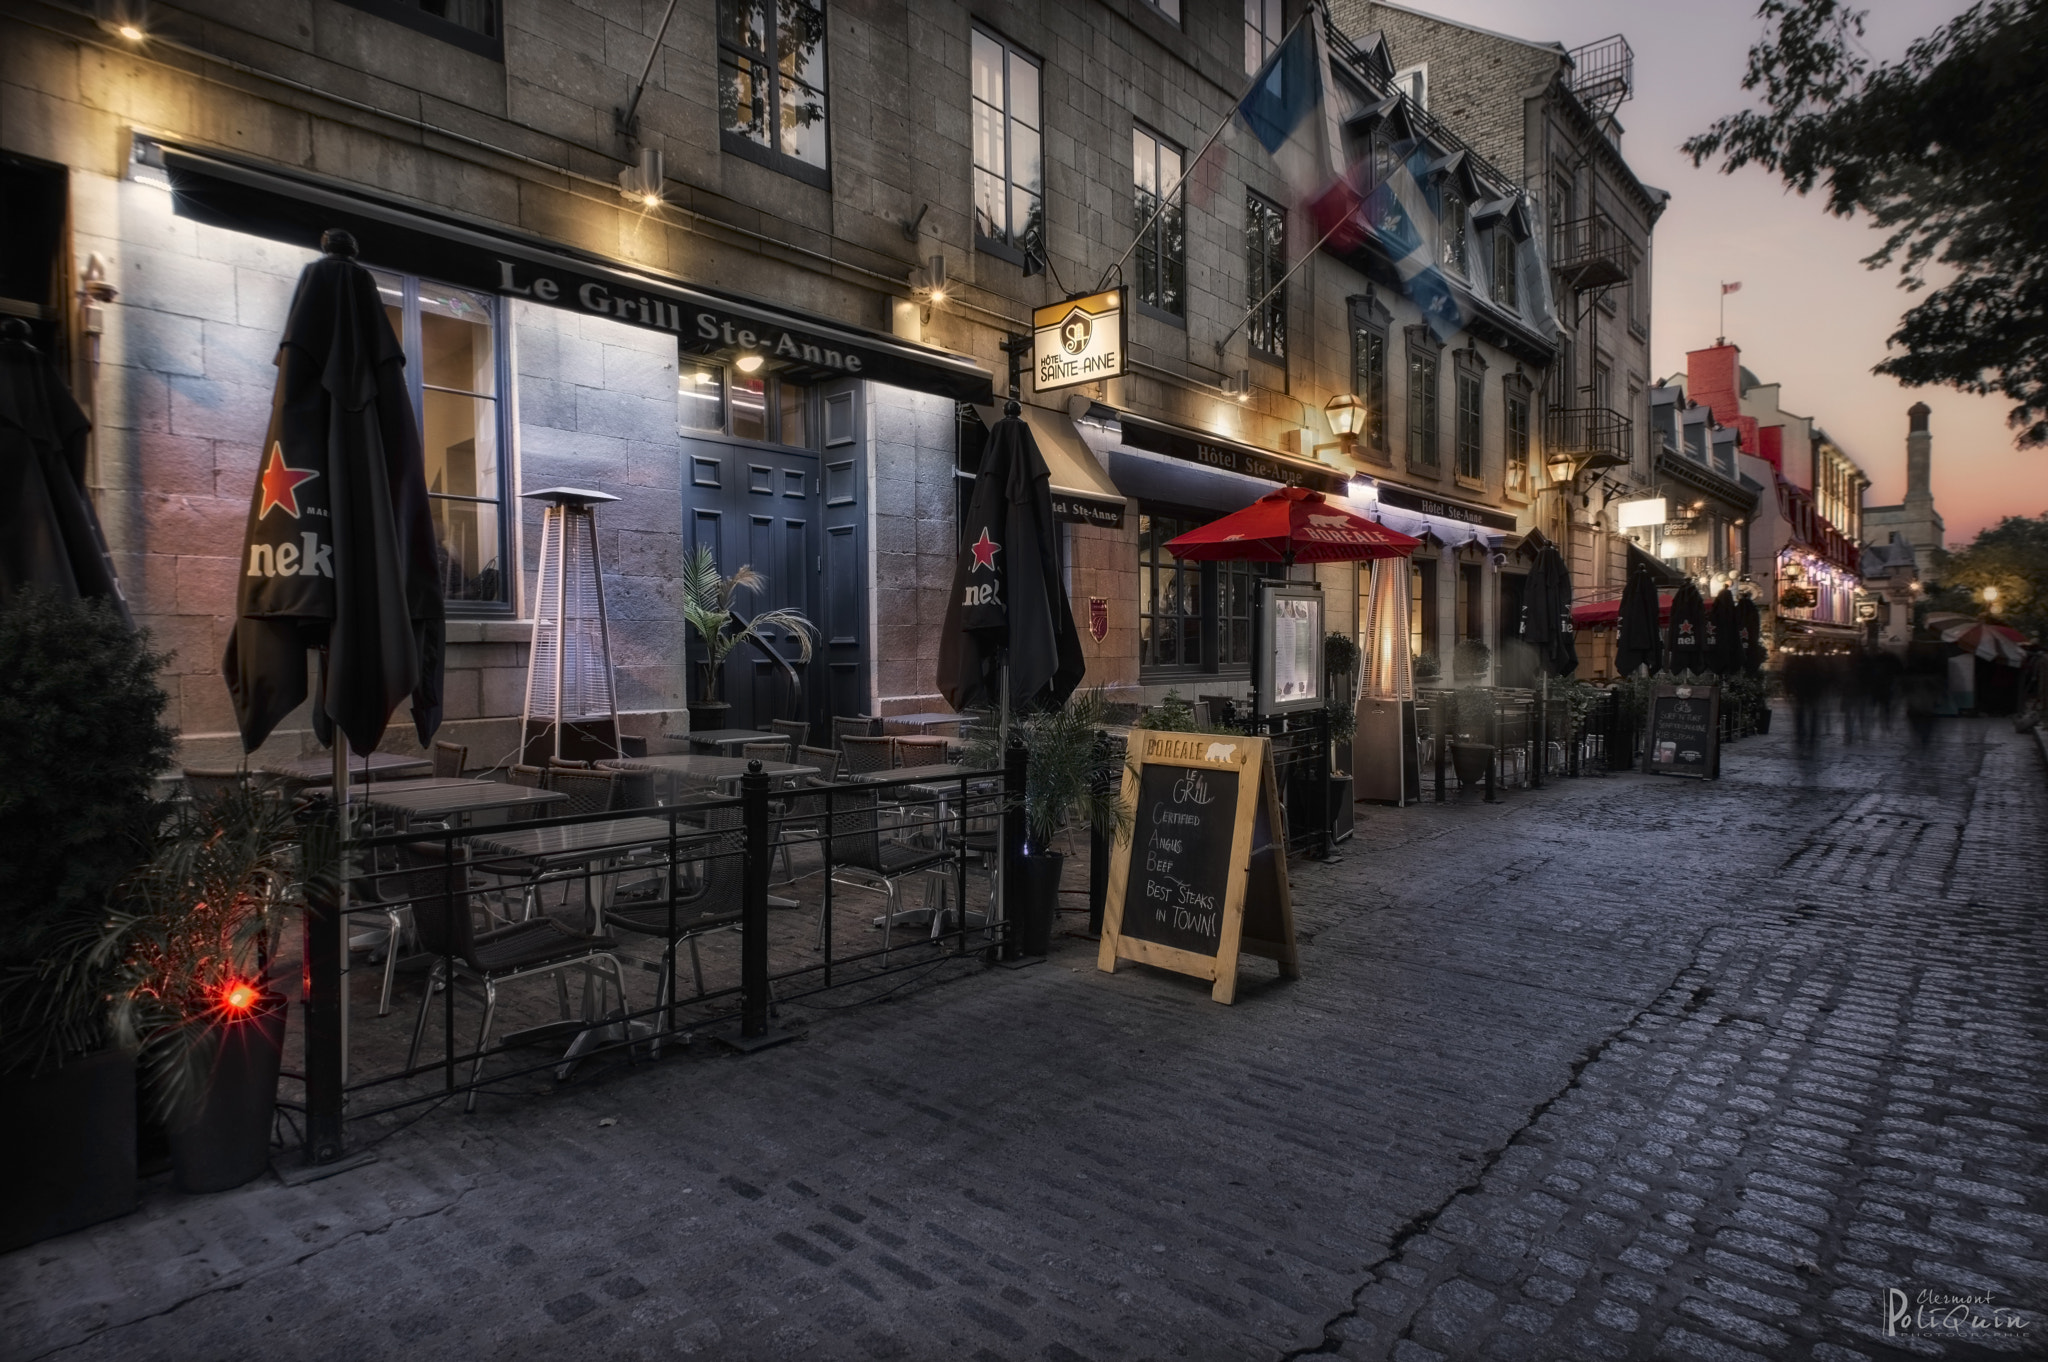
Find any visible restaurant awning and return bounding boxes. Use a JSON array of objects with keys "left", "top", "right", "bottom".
[
  {"left": 972, "top": 404, "right": 1126, "bottom": 528},
  {"left": 146, "top": 137, "right": 996, "bottom": 404},
  {"left": 1573, "top": 591, "right": 1673, "bottom": 630}
]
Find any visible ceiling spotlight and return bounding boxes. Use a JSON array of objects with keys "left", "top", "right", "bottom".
[
  {"left": 735, "top": 353, "right": 764, "bottom": 374},
  {"left": 617, "top": 146, "right": 664, "bottom": 207}
]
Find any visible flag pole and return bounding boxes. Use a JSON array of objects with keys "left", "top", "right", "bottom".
[
  {"left": 1214, "top": 204, "right": 1354, "bottom": 357},
  {"left": 1095, "top": 5, "right": 1319, "bottom": 293}
]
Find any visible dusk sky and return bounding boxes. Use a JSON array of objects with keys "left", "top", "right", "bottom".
[{"left": 1400, "top": 0, "right": 2045, "bottom": 546}]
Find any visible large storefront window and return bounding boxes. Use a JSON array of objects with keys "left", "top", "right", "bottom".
[
  {"left": 1139, "top": 507, "right": 1272, "bottom": 677},
  {"left": 374, "top": 270, "right": 508, "bottom": 610}
]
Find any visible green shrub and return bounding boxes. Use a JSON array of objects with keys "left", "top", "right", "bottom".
[{"left": 0, "top": 589, "right": 174, "bottom": 1072}]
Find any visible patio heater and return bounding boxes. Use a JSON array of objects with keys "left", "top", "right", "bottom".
[
  {"left": 521, "top": 487, "right": 623, "bottom": 765},
  {"left": 1354, "top": 556, "right": 1419, "bottom": 804}
]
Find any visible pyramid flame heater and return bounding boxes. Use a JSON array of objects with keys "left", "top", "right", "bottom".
[{"left": 520, "top": 487, "right": 623, "bottom": 765}]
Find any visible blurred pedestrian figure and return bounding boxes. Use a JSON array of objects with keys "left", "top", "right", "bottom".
[
  {"left": 2017, "top": 647, "right": 2044, "bottom": 734},
  {"left": 1856, "top": 648, "right": 1900, "bottom": 736},
  {"left": 1785, "top": 652, "right": 1828, "bottom": 759},
  {"left": 1903, "top": 639, "right": 1946, "bottom": 750}
]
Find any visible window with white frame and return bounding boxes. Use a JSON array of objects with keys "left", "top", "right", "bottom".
[
  {"left": 971, "top": 29, "right": 1044, "bottom": 266},
  {"left": 1441, "top": 190, "right": 1468, "bottom": 276},
  {"left": 1491, "top": 228, "right": 1519, "bottom": 308},
  {"left": 719, "top": 0, "right": 829, "bottom": 186},
  {"left": 1406, "top": 327, "right": 1441, "bottom": 471},
  {"left": 1246, "top": 193, "right": 1286, "bottom": 359},
  {"left": 1244, "top": 0, "right": 1282, "bottom": 75},
  {"left": 372, "top": 270, "right": 508, "bottom": 609},
  {"left": 1133, "top": 127, "right": 1185, "bottom": 318}
]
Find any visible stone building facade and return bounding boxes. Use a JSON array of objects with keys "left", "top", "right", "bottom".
[
  {"left": 1329, "top": 1, "right": 1667, "bottom": 607},
  {"left": 1862, "top": 402, "right": 1945, "bottom": 582},
  {"left": 3, "top": 0, "right": 1657, "bottom": 768}
]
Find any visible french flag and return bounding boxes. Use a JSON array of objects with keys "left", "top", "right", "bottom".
[{"left": 1237, "top": 18, "right": 1349, "bottom": 219}]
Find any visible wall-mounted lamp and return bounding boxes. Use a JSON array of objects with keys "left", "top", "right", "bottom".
[
  {"left": 1545, "top": 448, "right": 1578, "bottom": 486},
  {"left": 910, "top": 254, "right": 947, "bottom": 321},
  {"left": 98, "top": 1, "right": 147, "bottom": 41},
  {"left": 734, "top": 352, "right": 764, "bottom": 374},
  {"left": 1324, "top": 392, "right": 1366, "bottom": 449},
  {"left": 617, "top": 146, "right": 664, "bottom": 208},
  {"left": 1223, "top": 369, "right": 1252, "bottom": 403}
]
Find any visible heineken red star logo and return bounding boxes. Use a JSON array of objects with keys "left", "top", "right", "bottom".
[
  {"left": 257, "top": 442, "right": 318, "bottom": 520},
  {"left": 969, "top": 527, "right": 1000, "bottom": 572}
]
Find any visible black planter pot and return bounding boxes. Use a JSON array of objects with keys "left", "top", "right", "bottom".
[
  {"left": 0, "top": 1049, "right": 138, "bottom": 1251},
  {"left": 166, "top": 993, "right": 287, "bottom": 1194},
  {"left": 1450, "top": 742, "right": 1492, "bottom": 787},
  {"left": 1754, "top": 706, "right": 1773, "bottom": 734},
  {"left": 1016, "top": 850, "right": 1064, "bottom": 957},
  {"left": 687, "top": 699, "right": 732, "bottom": 731}
]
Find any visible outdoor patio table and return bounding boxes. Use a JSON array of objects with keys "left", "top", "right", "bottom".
[
  {"left": 465, "top": 815, "right": 679, "bottom": 925},
  {"left": 261, "top": 751, "right": 431, "bottom": 783},
  {"left": 365, "top": 780, "right": 568, "bottom": 830},
  {"left": 881, "top": 711, "right": 966, "bottom": 733},
  {"left": 685, "top": 728, "right": 775, "bottom": 754},
  {"left": 600, "top": 754, "right": 816, "bottom": 794}
]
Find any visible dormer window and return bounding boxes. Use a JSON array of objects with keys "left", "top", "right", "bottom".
[
  {"left": 1441, "top": 192, "right": 1468, "bottom": 275},
  {"left": 1491, "top": 229, "right": 1518, "bottom": 307}
]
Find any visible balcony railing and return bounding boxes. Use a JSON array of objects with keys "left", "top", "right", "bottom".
[
  {"left": 1565, "top": 35, "right": 1634, "bottom": 120},
  {"left": 1545, "top": 405, "right": 1633, "bottom": 477},
  {"left": 1550, "top": 212, "right": 1637, "bottom": 292}
]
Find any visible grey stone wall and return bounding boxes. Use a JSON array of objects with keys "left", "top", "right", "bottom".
[{"left": 868, "top": 385, "right": 958, "bottom": 715}]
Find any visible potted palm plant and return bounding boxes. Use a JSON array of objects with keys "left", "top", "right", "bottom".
[
  {"left": 116, "top": 780, "right": 299, "bottom": 1194},
  {"left": 680, "top": 544, "right": 818, "bottom": 730},
  {"left": 964, "top": 688, "right": 1132, "bottom": 955},
  {"left": 0, "top": 590, "right": 173, "bottom": 1250}
]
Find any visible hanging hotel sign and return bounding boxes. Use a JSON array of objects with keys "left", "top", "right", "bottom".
[{"left": 1033, "top": 290, "right": 1125, "bottom": 392}]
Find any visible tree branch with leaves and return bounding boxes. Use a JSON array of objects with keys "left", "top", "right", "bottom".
[{"left": 1685, "top": 0, "right": 2048, "bottom": 446}]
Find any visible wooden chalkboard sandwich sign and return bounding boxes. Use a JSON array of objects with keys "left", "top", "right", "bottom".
[
  {"left": 1097, "top": 729, "right": 1300, "bottom": 1004},
  {"left": 1642, "top": 682, "right": 1721, "bottom": 779}
]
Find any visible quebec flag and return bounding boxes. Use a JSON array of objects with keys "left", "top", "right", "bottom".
[
  {"left": 1361, "top": 142, "right": 1467, "bottom": 342},
  {"left": 1235, "top": 18, "right": 1348, "bottom": 214}
]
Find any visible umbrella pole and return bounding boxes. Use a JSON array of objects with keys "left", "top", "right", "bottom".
[{"left": 332, "top": 738, "right": 350, "bottom": 1091}]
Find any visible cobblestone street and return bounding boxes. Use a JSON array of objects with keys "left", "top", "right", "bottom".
[{"left": 3, "top": 716, "right": 2043, "bottom": 1362}]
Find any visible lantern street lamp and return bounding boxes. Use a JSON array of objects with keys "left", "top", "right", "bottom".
[{"left": 1324, "top": 392, "right": 1366, "bottom": 453}]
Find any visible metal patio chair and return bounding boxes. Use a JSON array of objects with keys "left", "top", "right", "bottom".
[
  {"left": 602, "top": 805, "right": 744, "bottom": 1050},
  {"left": 838, "top": 735, "right": 896, "bottom": 775},
  {"left": 769, "top": 717, "right": 811, "bottom": 750},
  {"left": 431, "top": 740, "right": 468, "bottom": 778},
  {"left": 823, "top": 786, "right": 953, "bottom": 962},
  {"left": 396, "top": 840, "right": 628, "bottom": 1112}
]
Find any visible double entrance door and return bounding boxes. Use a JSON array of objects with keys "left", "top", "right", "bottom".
[{"left": 683, "top": 436, "right": 823, "bottom": 735}]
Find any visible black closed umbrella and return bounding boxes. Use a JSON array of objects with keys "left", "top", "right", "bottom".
[
  {"left": 0, "top": 320, "right": 130, "bottom": 624},
  {"left": 1707, "top": 586, "right": 1742, "bottom": 676},
  {"left": 1736, "top": 593, "right": 1765, "bottom": 676},
  {"left": 1666, "top": 580, "right": 1708, "bottom": 675},
  {"left": 221, "top": 230, "right": 444, "bottom": 755},
  {"left": 1519, "top": 542, "right": 1579, "bottom": 678},
  {"left": 1614, "top": 558, "right": 1661, "bottom": 677},
  {"left": 937, "top": 402, "right": 1084, "bottom": 713}
]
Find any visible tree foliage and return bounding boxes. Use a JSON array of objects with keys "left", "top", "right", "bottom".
[
  {"left": 1685, "top": 1, "right": 2048, "bottom": 446},
  {"left": 1925, "top": 513, "right": 2048, "bottom": 640}
]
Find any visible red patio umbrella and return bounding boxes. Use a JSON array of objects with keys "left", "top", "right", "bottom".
[{"left": 1162, "top": 485, "right": 1421, "bottom": 565}]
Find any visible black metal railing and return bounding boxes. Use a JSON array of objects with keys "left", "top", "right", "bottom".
[
  {"left": 1550, "top": 212, "right": 1636, "bottom": 292},
  {"left": 1545, "top": 405, "right": 1634, "bottom": 476},
  {"left": 1565, "top": 35, "right": 1634, "bottom": 119},
  {"left": 293, "top": 760, "right": 1017, "bottom": 1160}
]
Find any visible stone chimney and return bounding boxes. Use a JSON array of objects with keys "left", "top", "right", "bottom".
[{"left": 1906, "top": 401, "right": 1932, "bottom": 504}]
